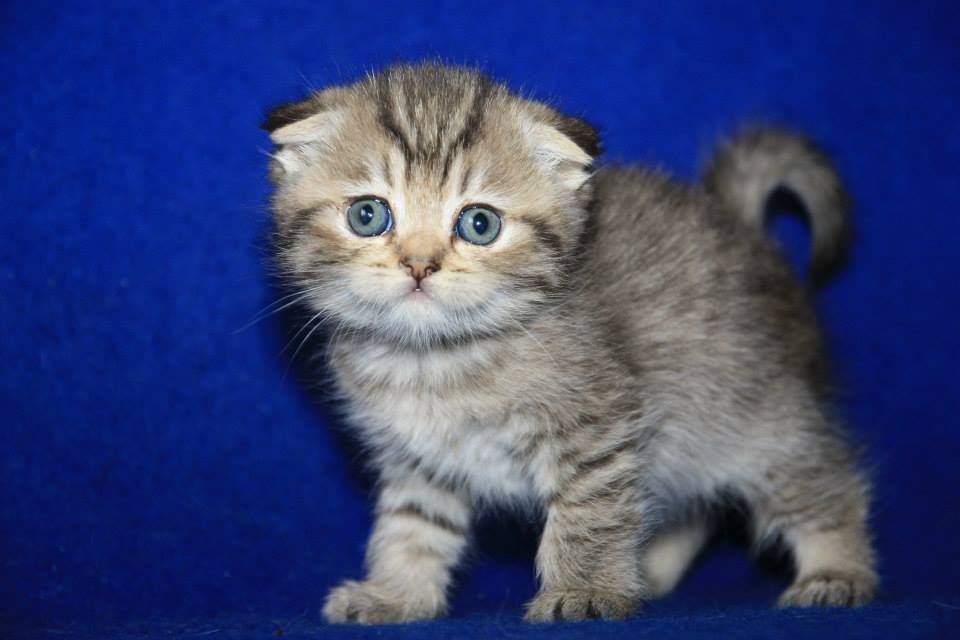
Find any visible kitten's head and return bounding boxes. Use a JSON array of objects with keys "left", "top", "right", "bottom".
[{"left": 264, "top": 64, "right": 600, "bottom": 347}]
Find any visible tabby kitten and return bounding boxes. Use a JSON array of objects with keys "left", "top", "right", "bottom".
[{"left": 262, "top": 63, "right": 876, "bottom": 623}]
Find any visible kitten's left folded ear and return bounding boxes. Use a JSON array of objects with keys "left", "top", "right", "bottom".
[
  {"left": 525, "top": 111, "right": 602, "bottom": 191},
  {"left": 554, "top": 114, "right": 602, "bottom": 159}
]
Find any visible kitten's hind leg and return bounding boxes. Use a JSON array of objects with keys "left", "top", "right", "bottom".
[
  {"left": 775, "top": 527, "right": 876, "bottom": 607},
  {"left": 641, "top": 520, "right": 711, "bottom": 598},
  {"left": 748, "top": 444, "right": 877, "bottom": 608}
]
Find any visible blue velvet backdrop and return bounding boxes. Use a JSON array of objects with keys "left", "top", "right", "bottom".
[{"left": 2, "top": 1, "right": 959, "bottom": 638}]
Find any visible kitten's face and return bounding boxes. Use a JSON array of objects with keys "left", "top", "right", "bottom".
[{"left": 265, "top": 65, "right": 599, "bottom": 346}]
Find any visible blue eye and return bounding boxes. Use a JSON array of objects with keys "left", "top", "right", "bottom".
[
  {"left": 456, "top": 206, "right": 502, "bottom": 246},
  {"left": 347, "top": 198, "right": 392, "bottom": 237}
]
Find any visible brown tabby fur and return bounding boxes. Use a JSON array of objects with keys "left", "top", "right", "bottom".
[{"left": 262, "top": 63, "right": 876, "bottom": 624}]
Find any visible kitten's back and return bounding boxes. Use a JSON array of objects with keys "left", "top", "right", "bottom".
[{"left": 582, "top": 163, "right": 831, "bottom": 402}]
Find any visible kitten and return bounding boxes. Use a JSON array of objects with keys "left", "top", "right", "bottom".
[{"left": 262, "top": 63, "right": 876, "bottom": 623}]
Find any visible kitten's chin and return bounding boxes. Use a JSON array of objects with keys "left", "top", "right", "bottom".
[
  {"left": 335, "top": 277, "right": 517, "bottom": 346},
  {"left": 341, "top": 293, "right": 490, "bottom": 347},
  {"left": 392, "top": 292, "right": 447, "bottom": 322}
]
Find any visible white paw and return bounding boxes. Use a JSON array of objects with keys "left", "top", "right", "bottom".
[
  {"left": 322, "top": 579, "right": 444, "bottom": 624},
  {"left": 524, "top": 588, "right": 637, "bottom": 622},
  {"left": 778, "top": 571, "right": 876, "bottom": 608}
]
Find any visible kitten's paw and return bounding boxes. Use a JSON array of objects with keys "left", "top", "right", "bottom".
[
  {"left": 322, "top": 580, "right": 444, "bottom": 624},
  {"left": 778, "top": 571, "right": 876, "bottom": 608},
  {"left": 524, "top": 589, "right": 637, "bottom": 622}
]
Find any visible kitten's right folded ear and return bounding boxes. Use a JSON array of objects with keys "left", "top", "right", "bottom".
[
  {"left": 261, "top": 99, "right": 322, "bottom": 133},
  {"left": 261, "top": 97, "right": 343, "bottom": 177}
]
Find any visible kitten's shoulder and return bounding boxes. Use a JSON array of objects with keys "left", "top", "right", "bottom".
[
  {"left": 589, "top": 164, "right": 711, "bottom": 225},
  {"left": 582, "top": 162, "right": 800, "bottom": 300},
  {"left": 591, "top": 164, "right": 685, "bottom": 200},
  {"left": 586, "top": 164, "right": 724, "bottom": 250}
]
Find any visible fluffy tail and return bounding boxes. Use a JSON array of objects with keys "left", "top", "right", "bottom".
[{"left": 702, "top": 127, "right": 852, "bottom": 285}]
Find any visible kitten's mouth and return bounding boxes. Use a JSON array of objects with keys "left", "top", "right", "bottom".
[{"left": 404, "top": 287, "right": 431, "bottom": 300}]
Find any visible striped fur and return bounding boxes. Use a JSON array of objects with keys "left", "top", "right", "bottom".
[{"left": 264, "top": 63, "right": 877, "bottom": 624}]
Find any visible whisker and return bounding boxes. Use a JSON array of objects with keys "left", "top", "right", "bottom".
[
  {"left": 279, "top": 308, "right": 327, "bottom": 357},
  {"left": 234, "top": 286, "right": 324, "bottom": 334},
  {"left": 283, "top": 313, "right": 329, "bottom": 382}
]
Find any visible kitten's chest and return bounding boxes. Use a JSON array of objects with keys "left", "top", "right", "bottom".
[{"left": 332, "top": 341, "right": 542, "bottom": 501}]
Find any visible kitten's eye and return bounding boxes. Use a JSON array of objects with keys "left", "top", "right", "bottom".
[
  {"left": 347, "top": 198, "right": 392, "bottom": 237},
  {"left": 456, "top": 206, "right": 502, "bottom": 246}
]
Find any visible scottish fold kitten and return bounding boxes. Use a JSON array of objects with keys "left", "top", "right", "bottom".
[{"left": 262, "top": 63, "right": 876, "bottom": 623}]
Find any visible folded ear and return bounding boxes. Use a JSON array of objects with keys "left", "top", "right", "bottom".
[
  {"left": 524, "top": 112, "right": 602, "bottom": 192},
  {"left": 553, "top": 114, "right": 602, "bottom": 159},
  {"left": 261, "top": 97, "right": 343, "bottom": 176},
  {"left": 261, "top": 99, "right": 325, "bottom": 134}
]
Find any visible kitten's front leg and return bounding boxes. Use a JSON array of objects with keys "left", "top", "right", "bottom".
[
  {"left": 525, "top": 447, "right": 646, "bottom": 622},
  {"left": 323, "top": 466, "right": 470, "bottom": 624}
]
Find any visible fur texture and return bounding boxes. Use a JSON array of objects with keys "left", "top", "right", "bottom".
[{"left": 262, "top": 63, "right": 876, "bottom": 624}]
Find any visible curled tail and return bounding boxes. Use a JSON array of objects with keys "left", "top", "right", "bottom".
[{"left": 702, "top": 127, "right": 852, "bottom": 285}]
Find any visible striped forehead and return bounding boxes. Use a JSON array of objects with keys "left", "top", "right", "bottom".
[{"left": 369, "top": 70, "right": 493, "bottom": 187}]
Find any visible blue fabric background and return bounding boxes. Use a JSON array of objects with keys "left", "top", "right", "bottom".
[{"left": 2, "top": 1, "right": 958, "bottom": 638}]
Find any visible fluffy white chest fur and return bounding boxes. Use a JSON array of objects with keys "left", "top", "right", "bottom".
[{"left": 334, "top": 339, "right": 543, "bottom": 503}]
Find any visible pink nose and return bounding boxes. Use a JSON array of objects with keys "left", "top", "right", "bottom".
[{"left": 401, "top": 256, "right": 440, "bottom": 286}]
